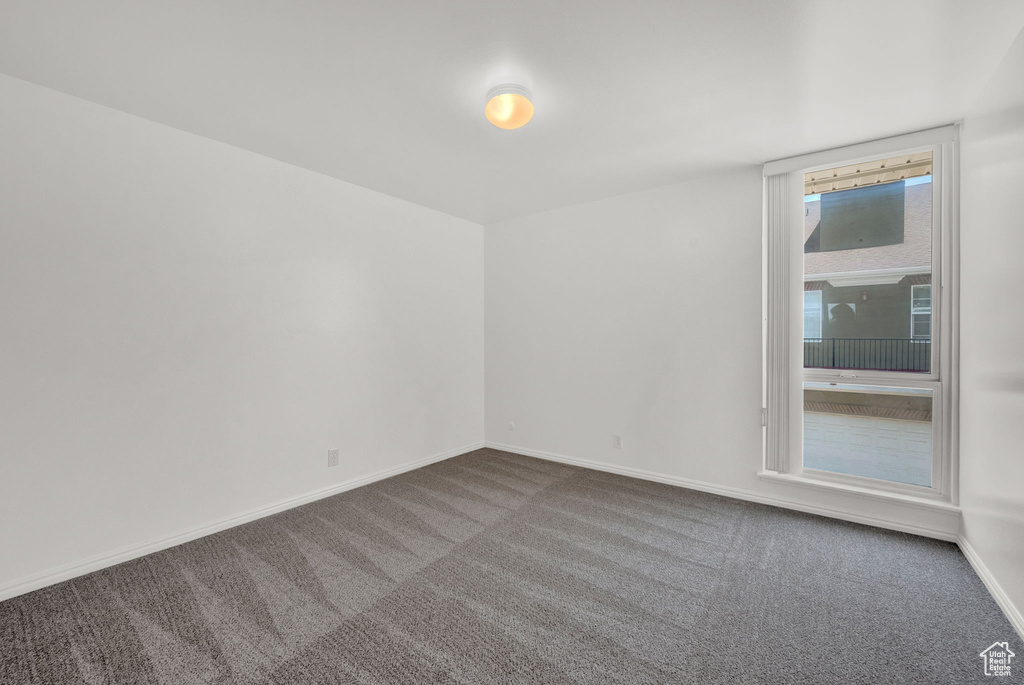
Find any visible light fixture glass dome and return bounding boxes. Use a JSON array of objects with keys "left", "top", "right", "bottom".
[{"left": 485, "top": 84, "right": 533, "bottom": 130}]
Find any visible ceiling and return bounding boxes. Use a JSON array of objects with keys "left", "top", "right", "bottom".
[{"left": 1, "top": 1, "right": 1023, "bottom": 225}]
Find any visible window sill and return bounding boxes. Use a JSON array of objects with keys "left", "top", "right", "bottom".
[{"left": 757, "top": 470, "right": 960, "bottom": 514}]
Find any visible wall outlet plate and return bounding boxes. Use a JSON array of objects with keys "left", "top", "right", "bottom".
[
  {"left": 508, "top": 421, "right": 515, "bottom": 431},
  {"left": 327, "top": 449, "right": 340, "bottom": 467},
  {"left": 613, "top": 434, "right": 623, "bottom": 449}
]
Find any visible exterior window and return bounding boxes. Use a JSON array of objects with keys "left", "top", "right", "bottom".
[
  {"left": 911, "top": 284, "right": 932, "bottom": 339},
  {"left": 804, "top": 290, "right": 822, "bottom": 339},
  {"left": 764, "top": 128, "right": 955, "bottom": 501},
  {"left": 803, "top": 166, "right": 931, "bottom": 374},
  {"left": 803, "top": 383, "right": 933, "bottom": 487}
]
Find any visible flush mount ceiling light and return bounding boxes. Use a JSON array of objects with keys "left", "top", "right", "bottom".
[{"left": 484, "top": 84, "right": 534, "bottom": 130}]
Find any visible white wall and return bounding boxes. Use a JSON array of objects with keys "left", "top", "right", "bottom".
[
  {"left": 960, "top": 28, "right": 1024, "bottom": 630},
  {"left": 485, "top": 169, "right": 960, "bottom": 539},
  {"left": 0, "top": 74, "right": 483, "bottom": 593},
  {"left": 486, "top": 171, "right": 766, "bottom": 483}
]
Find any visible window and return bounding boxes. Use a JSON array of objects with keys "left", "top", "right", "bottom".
[
  {"left": 911, "top": 284, "right": 932, "bottom": 339},
  {"left": 804, "top": 290, "right": 822, "bottom": 339},
  {"left": 803, "top": 160, "right": 932, "bottom": 374},
  {"left": 764, "top": 127, "right": 956, "bottom": 502},
  {"left": 803, "top": 382, "right": 933, "bottom": 487}
]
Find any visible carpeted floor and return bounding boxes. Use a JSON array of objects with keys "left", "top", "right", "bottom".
[{"left": 1, "top": 448, "right": 1019, "bottom": 684}]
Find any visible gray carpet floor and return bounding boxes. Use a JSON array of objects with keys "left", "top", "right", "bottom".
[{"left": 1, "top": 448, "right": 1019, "bottom": 684}]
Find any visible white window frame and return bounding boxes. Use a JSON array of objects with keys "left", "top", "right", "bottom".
[{"left": 761, "top": 126, "right": 959, "bottom": 505}]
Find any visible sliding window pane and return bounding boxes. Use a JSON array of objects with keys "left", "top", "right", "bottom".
[
  {"left": 803, "top": 152, "right": 932, "bottom": 372},
  {"left": 803, "top": 382, "right": 932, "bottom": 487}
]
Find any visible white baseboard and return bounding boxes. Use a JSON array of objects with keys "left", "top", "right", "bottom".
[
  {"left": 958, "top": 535, "right": 1024, "bottom": 642},
  {"left": 0, "top": 441, "right": 485, "bottom": 603},
  {"left": 484, "top": 441, "right": 959, "bottom": 542}
]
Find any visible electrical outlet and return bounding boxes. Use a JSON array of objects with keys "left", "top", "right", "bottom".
[
  {"left": 507, "top": 421, "right": 515, "bottom": 431},
  {"left": 327, "top": 449, "right": 339, "bottom": 467},
  {"left": 613, "top": 434, "right": 623, "bottom": 449}
]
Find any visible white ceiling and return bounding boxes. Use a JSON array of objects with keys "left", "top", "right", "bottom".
[{"left": 2, "top": 1, "right": 1023, "bottom": 225}]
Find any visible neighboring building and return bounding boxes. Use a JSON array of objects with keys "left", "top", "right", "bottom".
[{"left": 803, "top": 178, "right": 932, "bottom": 372}]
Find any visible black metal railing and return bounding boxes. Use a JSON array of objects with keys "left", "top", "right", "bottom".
[{"left": 803, "top": 338, "right": 931, "bottom": 372}]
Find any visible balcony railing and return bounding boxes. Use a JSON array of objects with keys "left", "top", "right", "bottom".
[{"left": 803, "top": 338, "right": 931, "bottom": 372}]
